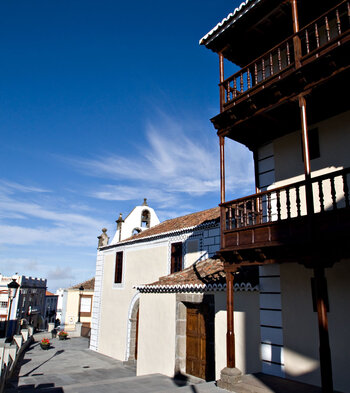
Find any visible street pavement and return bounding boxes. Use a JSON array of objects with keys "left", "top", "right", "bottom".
[{"left": 5, "top": 335, "right": 226, "bottom": 393}]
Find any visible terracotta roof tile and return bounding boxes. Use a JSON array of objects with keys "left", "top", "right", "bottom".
[
  {"left": 71, "top": 277, "right": 95, "bottom": 290},
  {"left": 45, "top": 290, "right": 56, "bottom": 296},
  {"left": 120, "top": 207, "right": 220, "bottom": 244},
  {"left": 136, "top": 259, "right": 259, "bottom": 293}
]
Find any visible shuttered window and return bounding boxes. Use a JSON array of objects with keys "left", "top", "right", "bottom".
[
  {"left": 171, "top": 242, "right": 183, "bottom": 273},
  {"left": 114, "top": 252, "right": 123, "bottom": 283}
]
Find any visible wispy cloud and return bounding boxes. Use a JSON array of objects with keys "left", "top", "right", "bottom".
[
  {"left": 0, "top": 179, "right": 51, "bottom": 194},
  {"left": 66, "top": 113, "right": 254, "bottom": 204}
]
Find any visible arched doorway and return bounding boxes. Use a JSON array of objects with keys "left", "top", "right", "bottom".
[{"left": 126, "top": 295, "right": 139, "bottom": 362}]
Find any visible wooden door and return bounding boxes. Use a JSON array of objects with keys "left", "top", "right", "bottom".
[
  {"left": 186, "top": 304, "right": 208, "bottom": 380},
  {"left": 81, "top": 322, "right": 91, "bottom": 337}
]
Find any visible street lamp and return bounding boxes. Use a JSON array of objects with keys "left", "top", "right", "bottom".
[
  {"left": 77, "top": 285, "right": 84, "bottom": 323},
  {"left": 6, "top": 278, "right": 20, "bottom": 338}
]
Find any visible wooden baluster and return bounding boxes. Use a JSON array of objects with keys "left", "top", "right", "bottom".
[
  {"left": 251, "top": 198, "right": 256, "bottom": 225},
  {"left": 286, "top": 42, "right": 291, "bottom": 65},
  {"left": 315, "top": 23, "right": 320, "bottom": 48},
  {"left": 235, "top": 205, "right": 240, "bottom": 228},
  {"left": 325, "top": 16, "right": 331, "bottom": 41},
  {"left": 330, "top": 177, "right": 337, "bottom": 209},
  {"left": 254, "top": 63, "right": 258, "bottom": 86},
  {"left": 336, "top": 8, "right": 342, "bottom": 35},
  {"left": 277, "top": 48, "right": 282, "bottom": 71},
  {"left": 305, "top": 29, "right": 310, "bottom": 54},
  {"left": 233, "top": 78, "right": 237, "bottom": 98},
  {"left": 243, "top": 201, "right": 247, "bottom": 226},
  {"left": 226, "top": 83, "right": 230, "bottom": 103},
  {"left": 269, "top": 52, "right": 273, "bottom": 76},
  {"left": 318, "top": 180, "right": 325, "bottom": 212},
  {"left": 262, "top": 58, "right": 266, "bottom": 81},
  {"left": 240, "top": 72, "right": 244, "bottom": 93},
  {"left": 286, "top": 187, "right": 291, "bottom": 219},
  {"left": 228, "top": 206, "right": 232, "bottom": 230},
  {"left": 247, "top": 68, "right": 251, "bottom": 89},
  {"left": 276, "top": 190, "right": 281, "bottom": 221},
  {"left": 296, "top": 186, "right": 301, "bottom": 217},
  {"left": 267, "top": 193, "right": 272, "bottom": 222},
  {"left": 343, "top": 173, "right": 350, "bottom": 208},
  {"left": 259, "top": 195, "right": 263, "bottom": 223}
]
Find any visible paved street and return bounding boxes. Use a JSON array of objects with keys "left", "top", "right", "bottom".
[{"left": 5, "top": 335, "right": 225, "bottom": 393}]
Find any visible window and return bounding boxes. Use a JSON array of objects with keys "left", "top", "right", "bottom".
[
  {"left": 80, "top": 295, "right": 93, "bottom": 316},
  {"left": 171, "top": 242, "right": 183, "bottom": 274},
  {"left": 301, "top": 128, "right": 320, "bottom": 161},
  {"left": 0, "top": 301, "right": 8, "bottom": 308},
  {"left": 141, "top": 210, "right": 150, "bottom": 228},
  {"left": 114, "top": 251, "right": 123, "bottom": 283}
]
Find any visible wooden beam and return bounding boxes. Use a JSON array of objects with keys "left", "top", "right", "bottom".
[{"left": 219, "top": 53, "right": 225, "bottom": 112}]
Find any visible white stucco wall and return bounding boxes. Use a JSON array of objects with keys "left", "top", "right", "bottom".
[
  {"left": 274, "top": 110, "right": 350, "bottom": 185},
  {"left": 215, "top": 291, "right": 261, "bottom": 379},
  {"left": 97, "top": 241, "right": 169, "bottom": 360},
  {"left": 280, "top": 260, "right": 350, "bottom": 392},
  {"left": 137, "top": 293, "right": 177, "bottom": 377}
]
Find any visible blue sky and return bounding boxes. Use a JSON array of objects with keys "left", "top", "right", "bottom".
[{"left": 0, "top": 0, "right": 254, "bottom": 291}]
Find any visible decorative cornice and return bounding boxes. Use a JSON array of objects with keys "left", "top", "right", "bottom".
[{"left": 135, "top": 282, "right": 259, "bottom": 293}]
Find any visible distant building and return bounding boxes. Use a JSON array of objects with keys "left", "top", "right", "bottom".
[
  {"left": 55, "top": 288, "right": 66, "bottom": 325},
  {"left": 44, "top": 290, "right": 58, "bottom": 328},
  {"left": 61, "top": 278, "right": 95, "bottom": 337},
  {"left": 0, "top": 274, "right": 47, "bottom": 337}
]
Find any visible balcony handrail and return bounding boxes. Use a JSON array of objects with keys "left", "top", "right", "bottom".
[
  {"left": 221, "top": 168, "right": 350, "bottom": 232},
  {"left": 221, "top": 167, "right": 349, "bottom": 208},
  {"left": 219, "top": 0, "right": 349, "bottom": 105}
]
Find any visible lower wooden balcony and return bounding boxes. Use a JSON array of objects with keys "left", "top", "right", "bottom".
[{"left": 219, "top": 167, "right": 350, "bottom": 266}]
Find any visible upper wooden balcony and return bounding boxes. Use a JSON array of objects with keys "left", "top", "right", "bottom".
[
  {"left": 219, "top": 167, "right": 350, "bottom": 266},
  {"left": 213, "top": 1, "right": 350, "bottom": 149}
]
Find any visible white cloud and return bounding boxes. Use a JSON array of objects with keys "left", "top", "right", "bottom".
[
  {"left": 67, "top": 113, "right": 254, "bottom": 204},
  {"left": 0, "top": 179, "right": 51, "bottom": 194}
]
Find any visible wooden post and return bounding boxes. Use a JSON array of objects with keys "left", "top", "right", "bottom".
[
  {"left": 226, "top": 270, "right": 235, "bottom": 368},
  {"left": 313, "top": 267, "right": 333, "bottom": 392},
  {"left": 220, "top": 135, "right": 226, "bottom": 249},
  {"left": 219, "top": 53, "right": 225, "bottom": 112},
  {"left": 220, "top": 136, "right": 225, "bottom": 204},
  {"left": 299, "top": 96, "right": 314, "bottom": 214},
  {"left": 290, "top": 0, "right": 302, "bottom": 68}
]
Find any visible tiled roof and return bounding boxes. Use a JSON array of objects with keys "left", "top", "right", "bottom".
[
  {"left": 45, "top": 290, "right": 56, "bottom": 296},
  {"left": 109, "top": 207, "right": 220, "bottom": 246},
  {"left": 199, "top": 0, "right": 260, "bottom": 46},
  {"left": 71, "top": 277, "right": 95, "bottom": 290},
  {"left": 136, "top": 259, "right": 259, "bottom": 293}
]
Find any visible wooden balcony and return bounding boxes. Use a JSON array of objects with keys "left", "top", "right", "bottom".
[
  {"left": 213, "top": 1, "right": 350, "bottom": 149},
  {"left": 220, "top": 168, "right": 350, "bottom": 266}
]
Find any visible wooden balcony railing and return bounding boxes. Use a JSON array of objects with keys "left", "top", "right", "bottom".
[
  {"left": 221, "top": 167, "right": 350, "bottom": 232},
  {"left": 220, "top": 0, "right": 350, "bottom": 108}
]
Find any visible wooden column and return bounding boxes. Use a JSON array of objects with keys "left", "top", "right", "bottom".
[
  {"left": 313, "top": 267, "right": 333, "bottom": 392},
  {"left": 220, "top": 136, "right": 225, "bottom": 204},
  {"left": 299, "top": 96, "right": 314, "bottom": 214},
  {"left": 219, "top": 53, "right": 225, "bottom": 112},
  {"left": 290, "top": 0, "right": 302, "bottom": 67},
  {"left": 226, "top": 270, "right": 236, "bottom": 368}
]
